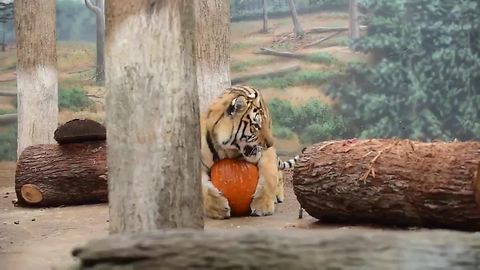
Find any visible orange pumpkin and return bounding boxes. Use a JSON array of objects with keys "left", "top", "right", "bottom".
[{"left": 210, "top": 159, "right": 259, "bottom": 216}]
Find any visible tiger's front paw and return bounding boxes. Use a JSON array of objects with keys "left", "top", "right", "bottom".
[
  {"left": 205, "top": 193, "right": 231, "bottom": 219},
  {"left": 250, "top": 195, "right": 275, "bottom": 217}
]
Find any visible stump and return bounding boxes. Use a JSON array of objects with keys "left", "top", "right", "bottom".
[
  {"left": 293, "top": 139, "right": 480, "bottom": 231},
  {"left": 72, "top": 229, "right": 480, "bottom": 269},
  {"left": 15, "top": 141, "right": 108, "bottom": 207}
]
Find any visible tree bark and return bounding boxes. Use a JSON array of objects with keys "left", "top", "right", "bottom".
[
  {"left": 14, "top": 0, "right": 58, "bottom": 157},
  {"left": 73, "top": 229, "right": 480, "bottom": 269},
  {"left": 349, "top": 0, "right": 359, "bottom": 39},
  {"left": 105, "top": 0, "right": 203, "bottom": 233},
  {"left": 15, "top": 142, "right": 107, "bottom": 207},
  {"left": 194, "top": 0, "right": 231, "bottom": 112},
  {"left": 262, "top": 0, "right": 268, "bottom": 33},
  {"left": 293, "top": 139, "right": 480, "bottom": 231},
  {"left": 54, "top": 118, "right": 106, "bottom": 144},
  {"left": 85, "top": 0, "right": 105, "bottom": 85},
  {"left": 287, "top": 0, "right": 304, "bottom": 38}
]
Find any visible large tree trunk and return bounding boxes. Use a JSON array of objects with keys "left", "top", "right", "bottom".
[
  {"left": 262, "top": 0, "right": 268, "bottom": 33},
  {"left": 85, "top": 0, "right": 105, "bottom": 85},
  {"left": 105, "top": 0, "right": 203, "bottom": 233},
  {"left": 349, "top": 0, "right": 359, "bottom": 39},
  {"left": 73, "top": 229, "right": 480, "bottom": 269},
  {"left": 194, "top": 0, "right": 231, "bottom": 112},
  {"left": 14, "top": 0, "right": 58, "bottom": 157},
  {"left": 287, "top": 0, "right": 304, "bottom": 38},
  {"left": 15, "top": 142, "right": 107, "bottom": 207},
  {"left": 293, "top": 139, "right": 480, "bottom": 231}
]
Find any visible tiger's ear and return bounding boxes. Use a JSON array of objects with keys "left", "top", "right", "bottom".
[{"left": 226, "top": 96, "right": 247, "bottom": 116}]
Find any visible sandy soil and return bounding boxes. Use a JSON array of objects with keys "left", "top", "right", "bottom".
[{"left": 0, "top": 163, "right": 324, "bottom": 270}]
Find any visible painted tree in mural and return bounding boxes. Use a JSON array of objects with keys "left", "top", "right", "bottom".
[{"left": 85, "top": 0, "right": 105, "bottom": 85}]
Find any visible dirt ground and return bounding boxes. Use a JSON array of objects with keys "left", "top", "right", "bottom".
[{"left": 0, "top": 163, "right": 330, "bottom": 270}]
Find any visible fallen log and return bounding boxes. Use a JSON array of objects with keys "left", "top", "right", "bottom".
[
  {"left": 231, "top": 64, "right": 301, "bottom": 85},
  {"left": 15, "top": 141, "right": 107, "bottom": 207},
  {"left": 303, "top": 30, "right": 343, "bottom": 48},
  {"left": 0, "top": 113, "right": 17, "bottom": 125},
  {"left": 256, "top": 47, "right": 304, "bottom": 59},
  {"left": 307, "top": 25, "right": 367, "bottom": 34},
  {"left": 0, "top": 90, "right": 16, "bottom": 96},
  {"left": 54, "top": 118, "right": 106, "bottom": 144},
  {"left": 72, "top": 229, "right": 480, "bottom": 269},
  {"left": 293, "top": 139, "right": 480, "bottom": 231}
]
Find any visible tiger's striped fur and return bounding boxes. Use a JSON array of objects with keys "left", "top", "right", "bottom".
[{"left": 201, "top": 85, "right": 301, "bottom": 219}]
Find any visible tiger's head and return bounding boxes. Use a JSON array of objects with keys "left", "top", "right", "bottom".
[{"left": 206, "top": 86, "right": 274, "bottom": 163}]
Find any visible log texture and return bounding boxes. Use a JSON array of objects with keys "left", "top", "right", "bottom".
[
  {"left": 15, "top": 141, "right": 107, "bottom": 207},
  {"left": 54, "top": 118, "right": 106, "bottom": 144},
  {"left": 72, "top": 229, "right": 480, "bottom": 269},
  {"left": 293, "top": 139, "right": 480, "bottom": 231}
]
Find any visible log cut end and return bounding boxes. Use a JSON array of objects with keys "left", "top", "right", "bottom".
[{"left": 20, "top": 184, "right": 43, "bottom": 204}]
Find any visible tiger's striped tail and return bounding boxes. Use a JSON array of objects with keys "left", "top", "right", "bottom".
[
  {"left": 276, "top": 147, "right": 306, "bottom": 170},
  {"left": 277, "top": 154, "right": 300, "bottom": 170}
]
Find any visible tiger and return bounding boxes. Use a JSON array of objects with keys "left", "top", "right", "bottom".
[{"left": 201, "top": 85, "right": 300, "bottom": 219}]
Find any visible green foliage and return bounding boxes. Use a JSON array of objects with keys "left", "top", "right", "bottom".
[
  {"left": 272, "top": 125, "right": 295, "bottom": 139},
  {"left": 0, "top": 127, "right": 16, "bottom": 161},
  {"left": 231, "top": 59, "right": 275, "bottom": 72},
  {"left": 305, "top": 52, "right": 338, "bottom": 64},
  {"left": 268, "top": 98, "right": 346, "bottom": 144},
  {"left": 329, "top": 0, "right": 480, "bottom": 141},
  {"left": 248, "top": 70, "right": 337, "bottom": 89},
  {"left": 59, "top": 87, "right": 92, "bottom": 111},
  {"left": 231, "top": 62, "right": 250, "bottom": 72},
  {"left": 231, "top": 42, "right": 255, "bottom": 51},
  {"left": 230, "top": 0, "right": 348, "bottom": 21},
  {"left": 3, "top": 0, "right": 98, "bottom": 42},
  {"left": 0, "top": 108, "right": 15, "bottom": 115},
  {"left": 56, "top": 0, "right": 96, "bottom": 41}
]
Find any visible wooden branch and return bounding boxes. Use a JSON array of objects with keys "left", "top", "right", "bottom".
[
  {"left": 307, "top": 25, "right": 367, "bottom": 34},
  {"left": 0, "top": 90, "right": 16, "bottom": 96},
  {"left": 54, "top": 119, "right": 106, "bottom": 144},
  {"left": 293, "top": 139, "right": 480, "bottom": 231},
  {"left": 15, "top": 142, "right": 108, "bottom": 207},
  {"left": 73, "top": 229, "right": 480, "bottom": 269},
  {"left": 0, "top": 113, "right": 17, "bottom": 125},
  {"left": 84, "top": 0, "right": 102, "bottom": 17},
  {"left": 303, "top": 31, "right": 343, "bottom": 48},
  {"left": 256, "top": 47, "right": 305, "bottom": 59},
  {"left": 231, "top": 64, "right": 301, "bottom": 85}
]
